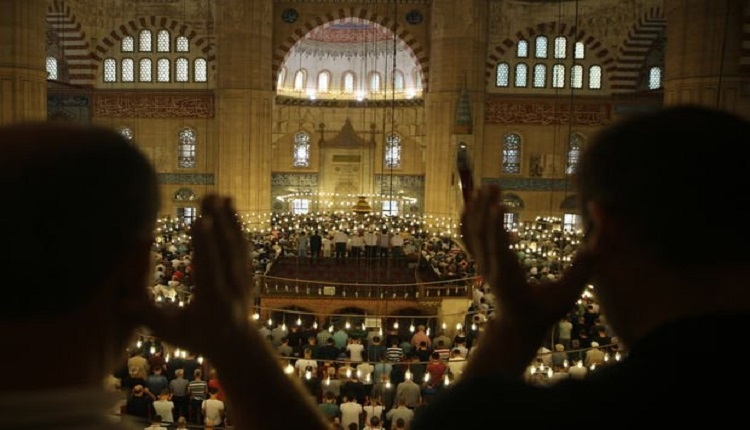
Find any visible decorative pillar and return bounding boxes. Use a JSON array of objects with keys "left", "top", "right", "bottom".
[
  {"left": 423, "top": 0, "right": 488, "bottom": 218},
  {"left": 664, "top": 0, "right": 750, "bottom": 118},
  {"left": 0, "top": 0, "right": 47, "bottom": 124},
  {"left": 214, "top": 0, "right": 274, "bottom": 213}
]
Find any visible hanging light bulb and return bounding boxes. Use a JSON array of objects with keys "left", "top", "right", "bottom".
[
  {"left": 150, "top": 346, "right": 156, "bottom": 355},
  {"left": 442, "top": 322, "right": 447, "bottom": 330},
  {"left": 296, "top": 317, "right": 302, "bottom": 326},
  {"left": 456, "top": 323, "right": 462, "bottom": 331},
  {"left": 444, "top": 374, "right": 450, "bottom": 386},
  {"left": 345, "top": 321, "right": 351, "bottom": 330},
  {"left": 329, "top": 324, "right": 334, "bottom": 333},
  {"left": 305, "top": 370, "right": 312, "bottom": 380},
  {"left": 393, "top": 321, "right": 399, "bottom": 329},
  {"left": 325, "top": 376, "right": 331, "bottom": 386},
  {"left": 362, "top": 322, "right": 367, "bottom": 331},
  {"left": 385, "top": 380, "right": 391, "bottom": 389},
  {"left": 365, "top": 373, "right": 371, "bottom": 383},
  {"left": 378, "top": 327, "right": 383, "bottom": 337},
  {"left": 577, "top": 361, "right": 583, "bottom": 368},
  {"left": 426, "top": 327, "right": 431, "bottom": 337},
  {"left": 252, "top": 312, "right": 260, "bottom": 320},
  {"left": 284, "top": 363, "right": 295, "bottom": 375},
  {"left": 590, "top": 364, "right": 596, "bottom": 371},
  {"left": 563, "top": 359, "right": 569, "bottom": 368},
  {"left": 615, "top": 352, "right": 622, "bottom": 361},
  {"left": 281, "top": 322, "right": 287, "bottom": 331},
  {"left": 180, "top": 350, "right": 187, "bottom": 359},
  {"left": 409, "top": 322, "right": 415, "bottom": 333},
  {"left": 136, "top": 339, "right": 143, "bottom": 349},
  {"left": 197, "top": 356, "right": 204, "bottom": 365},
  {"left": 313, "top": 321, "right": 318, "bottom": 330},
  {"left": 267, "top": 318, "right": 273, "bottom": 327},
  {"left": 547, "top": 368, "right": 553, "bottom": 378},
  {"left": 405, "top": 369, "right": 412, "bottom": 380},
  {"left": 164, "top": 354, "right": 170, "bottom": 363},
  {"left": 471, "top": 322, "right": 477, "bottom": 331},
  {"left": 346, "top": 368, "right": 352, "bottom": 378},
  {"left": 423, "top": 373, "right": 430, "bottom": 383}
]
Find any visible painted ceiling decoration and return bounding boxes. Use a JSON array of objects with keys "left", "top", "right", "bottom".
[{"left": 294, "top": 17, "right": 409, "bottom": 60}]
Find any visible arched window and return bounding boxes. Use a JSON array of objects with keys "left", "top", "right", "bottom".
[
  {"left": 177, "top": 207, "right": 198, "bottom": 225},
  {"left": 178, "top": 128, "right": 197, "bottom": 168},
  {"left": 393, "top": 70, "right": 405, "bottom": 91},
  {"left": 157, "top": 58, "right": 170, "bottom": 82},
  {"left": 277, "top": 68, "right": 286, "bottom": 88},
  {"left": 175, "top": 58, "right": 189, "bottom": 82},
  {"left": 293, "top": 131, "right": 311, "bottom": 167},
  {"left": 560, "top": 195, "right": 581, "bottom": 232},
  {"left": 589, "top": 65, "right": 602, "bottom": 89},
  {"left": 571, "top": 65, "right": 583, "bottom": 89},
  {"left": 121, "top": 36, "right": 135, "bottom": 52},
  {"left": 535, "top": 36, "right": 548, "bottom": 58},
  {"left": 533, "top": 64, "right": 546, "bottom": 88},
  {"left": 139, "top": 30, "right": 152, "bottom": 52},
  {"left": 194, "top": 58, "right": 207, "bottom": 82},
  {"left": 413, "top": 69, "right": 422, "bottom": 88},
  {"left": 574, "top": 42, "right": 585, "bottom": 59},
  {"left": 157, "top": 30, "right": 170, "bottom": 52},
  {"left": 385, "top": 134, "right": 402, "bottom": 169},
  {"left": 292, "top": 199, "right": 310, "bottom": 215},
  {"left": 370, "top": 72, "right": 381, "bottom": 92},
  {"left": 317, "top": 71, "right": 330, "bottom": 92},
  {"left": 496, "top": 62, "right": 509, "bottom": 87},
  {"left": 566, "top": 133, "right": 584, "bottom": 175},
  {"left": 139, "top": 58, "right": 152, "bottom": 82},
  {"left": 554, "top": 37, "right": 567, "bottom": 59},
  {"left": 176, "top": 36, "right": 189, "bottom": 52},
  {"left": 343, "top": 72, "right": 355, "bottom": 93},
  {"left": 515, "top": 63, "right": 528, "bottom": 87},
  {"left": 117, "top": 127, "right": 134, "bottom": 144},
  {"left": 46, "top": 57, "right": 58, "bottom": 80},
  {"left": 649, "top": 66, "right": 662, "bottom": 89},
  {"left": 517, "top": 40, "right": 529, "bottom": 58},
  {"left": 103, "top": 58, "right": 116, "bottom": 82},
  {"left": 122, "top": 58, "right": 134, "bottom": 82},
  {"left": 294, "top": 70, "right": 306, "bottom": 91},
  {"left": 502, "top": 133, "right": 521, "bottom": 174},
  {"left": 552, "top": 64, "right": 565, "bottom": 88}
]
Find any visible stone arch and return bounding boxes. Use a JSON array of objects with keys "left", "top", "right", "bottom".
[
  {"left": 271, "top": 305, "right": 317, "bottom": 328},
  {"left": 485, "top": 21, "right": 617, "bottom": 85},
  {"left": 611, "top": 6, "right": 666, "bottom": 93},
  {"left": 273, "top": 10, "right": 429, "bottom": 91},
  {"left": 47, "top": 0, "right": 92, "bottom": 86},
  {"left": 90, "top": 16, "right": 216, "bottom": 81}
]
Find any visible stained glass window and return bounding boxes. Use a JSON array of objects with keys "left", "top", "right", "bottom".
[
  {"left": 517, "top": 40, "right": 529, "bottom": 58},
  {"left": 567, "top": 133, "right": 584, "bottom": 175},
  {"left": 139, "top": 58, "right": 152, "bottom": 82},
  {"left": 318, "top": 71, "right": 330, "bottom": 92},
  {"left": 293, "top": 131, "right": 310, "bottom": 167},
  {"left": 178, "top": 128, "right": 196, "bottom": 168},
  {"left": 139, "top": 30, "right": 152, "bottom": 52},
  {"left": 122, "top": 58, "right": 134, "bottom": 82},
  {"left": 574, "top": 42, "right": 585, "bottom": 59},
  {"left": 157, "top": 30, "right": 170, "bottom": 52},
  {"left": 394, "top": 71, "right": 404, "bottom": 90},
  {"left": 533, "top": 64, "right": 546, "bottom": 88},
  {"left": 554, "top": 37, "right": 567, "bottom": 59},
  {"left": 571, "top": 65, "right": 583, "bottom": 89},
  {"left": 502, "top": 133, "right": 521, "bottom": 174},
  {"left": 589, "top": 65, "right": 602, "bottom": 89},
  {"left": 103, "top": 58, "right": 116, "bottom": 82},
  {"left": 552, "top": 64, "right": 565, "bottom": 88},
  {"left": 535, "top": 36, "right": 548, "bottom": 58},
  {"left": 157, "top": 58, "right": 170, "bottom": 82},
  {"left": 385, "top": 134, "right": 402, "bottom": 169},
  {"left": 121, "top": 36, "right": 134, "bottom": 52},
  {"left": 194, "top": 58, "right": 207, "bottom": 82},
  {"left": 46, "top": 57, "right": 57, "bottom": 80},
  {"left": 515, "top": 63, "right": 528, "bottom": 87},
  {"left": 496, "top": 63, "right": 509, "bottom": 87},
  {"left": 343, "top": 72, "right": 355, "bottom": 93},
  {"left": 649, "top": 66, "right": 662, "bottom": 89},
  {"left": 176, "top": 58, "right": 189, "bottom": 82},
  {"left": 176, "top": 36, "right": 189, "bottom": 52}
]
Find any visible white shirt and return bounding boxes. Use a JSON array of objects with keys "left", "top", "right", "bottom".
[
  {"left": 201, "top": 398, "right": 224, "bottom": 426},
  {"left": 340, "top": 401, "right": 363, "bottom": 429},
  {"left": 347, "top": 343, "right": 365, "bottom": 362}
]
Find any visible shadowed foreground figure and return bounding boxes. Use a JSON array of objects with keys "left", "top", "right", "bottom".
[
  {"left": 0, "top": 122, "right": 329, "bottom": 430},
  {"left": 410, "top": 105, "right": 750, "bottom": 426}
]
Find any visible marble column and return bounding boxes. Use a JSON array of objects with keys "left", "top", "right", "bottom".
[
  {"left": 423, "top": 0, "right": 488, "bottom": 218},
  {"left": 0, "top": 0, "right": 47, "bottom": 124},
  {"left": 214, "top": 0, "right": 274, "bottom": 213}
]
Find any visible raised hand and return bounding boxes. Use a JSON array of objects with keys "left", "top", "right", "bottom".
[{"left": 461, "top": 186, "right": 594, "bottom": 378}]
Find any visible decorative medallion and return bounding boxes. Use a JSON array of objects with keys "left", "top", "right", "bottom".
[
  {"left": 405, "top": 10, "right": 423, "bottom": 25},
  {"left": 281, "top": 8, "right": 299, "bottom": 24}
]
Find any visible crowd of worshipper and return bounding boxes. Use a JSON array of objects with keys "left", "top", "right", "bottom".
[
  {"left": 149, "top": 213, "right": 583, "bottom": 305},
  {"left": 109, "top": 285, "right": 617, "bottom": 429}
]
